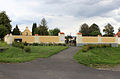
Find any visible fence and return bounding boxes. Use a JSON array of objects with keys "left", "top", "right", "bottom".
[
  {"left": 76, "top": 33, "right": 118, "bottom": 47},
  {"left": 4, "top": 33, "right": 65, "bottom": 44}
]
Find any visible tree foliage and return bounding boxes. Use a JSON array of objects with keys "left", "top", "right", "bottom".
[
  {"left": 12, "top": 25, "right": 21, "bottom": 35},
  {"left": 0, "top": 25, "right": 8, "bottom": 39},
  {"left": 38, "top": 18, "right": 49, "bottom": 35},
  {"left": 32, "top": 23, "right": 37, "bottom": 35},
  {"left": 49, "top": 28, "right": 60, "bottom": 36},
  {"left": 0, "top": 11, "right": 12, "bottom": 33},
  {"left": 89, "top": 23, "right": 101, "bottom": 36},
  {"left": 103, "top": 23, "right": 115, "bottom": 36},
  {"left": 118, "top": 27, "right": 120, "bottom": 32},
  {"left": 79, "top": 23, "right": 89, "bottom": 36}
]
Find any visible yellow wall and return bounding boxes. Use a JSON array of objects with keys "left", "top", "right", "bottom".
[
  {"left": 39, "top": 36, "right": 59, "bottom": 43},
  {"left": 12, "top": 36, "right": 60, "bottom": 43},
  {"left": 101, "top": 37, "right": 116, "bottom": 43},
  {"left": 82, "top": 37, "right": 98, "bottom": 43},
  {"left": 12, "top": 36, "right": 35, "bottom": 43}
]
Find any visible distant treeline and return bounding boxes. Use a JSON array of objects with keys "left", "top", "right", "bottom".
[{"left": 79, "top": 23, "right": 120, "bottom": 36}]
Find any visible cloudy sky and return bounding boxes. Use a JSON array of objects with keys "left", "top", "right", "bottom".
[{"left": 0, "top": 0, "right": 120, "bottom": 35}]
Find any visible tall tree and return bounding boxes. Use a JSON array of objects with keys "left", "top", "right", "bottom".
[
  {"left": 103, "top": 23, "right": 115, "bottom": 36},
  {"left": 89, "top": 23, "right": 101, "bottom": 36},
  {"left": 0, "top": 11, "right": 12, "bottom": 33},
  {"left": 38, "top": 18, "right": 49, "bottom": 35},
  {"left": 79, "top": 23, "right": 89, "bottom": 36},
  {"left": 12, "top": 25, "right": 21, "bottom": 35},
  {"left": 0, "top": 25, "right": 8, "bottom": 40},
  {"left": 32, "top": 23, "right": 37, "bottom": 35}
]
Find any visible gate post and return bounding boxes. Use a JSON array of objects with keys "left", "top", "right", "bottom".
[
  {"left": 76, "top": 32, "right": 82, "bottom": 46},
  {"left": 59, "top": 32, "right": 65, "bottom": 43},
  {"left": 34, "top": 34, "right": 39, "bottom": 43}
]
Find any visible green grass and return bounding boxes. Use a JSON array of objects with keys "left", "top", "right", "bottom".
[
  {"left": 74, "top": 46, "right": 120, "bottom": 67},
  {"left": 0, "top": 46, "right": 68, "bottom": 63},
  {"left": 0, "top": 41, "right": 9, "bottom": 47}
]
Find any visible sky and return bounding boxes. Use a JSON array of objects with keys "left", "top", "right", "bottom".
[{"left": 0, "top": 0, "right": 120, "bottom": 35}]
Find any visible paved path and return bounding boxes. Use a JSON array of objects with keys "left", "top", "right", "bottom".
[{"left": 0, "top": 47, "right": 120, "bottom": 79}]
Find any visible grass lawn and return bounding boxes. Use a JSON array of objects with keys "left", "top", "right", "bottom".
[
  {"left": 74, "top": 46, "right": 120, "bottom": 68},
  {"left": 0, "top": 41, "right": 9, "bottom": 47},
  {"left": 0, "top": 46, "right": 68, "bottom": 63}
]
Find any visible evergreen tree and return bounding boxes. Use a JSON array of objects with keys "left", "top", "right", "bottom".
[
  {"left": 89, "top": 23, "right": 101, "bottom": 36},
  {"left": 0, "top": 25, "right": 8, "bottom": 40},
  {"left": 38, "top": 18, "right": 49, "bottom": 35},
  {"left": 32, "top": 23, "right": 37, "bottom": 35},
  {"left": 0, "top": 11, "right": 12, "bottom": 33},
  {"left": 103, "top": 23, "right": 115, "bottom": 36},
  {"left": 12, "top": 25, "right": 21, "bottom": 35},
  {"left": 79, "top": 23, "right": 89, "bottom": 36}
]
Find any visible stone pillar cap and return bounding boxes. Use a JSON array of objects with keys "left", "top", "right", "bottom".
[{"left": 77, "top": 32, "right": 82, "bottom": 35}]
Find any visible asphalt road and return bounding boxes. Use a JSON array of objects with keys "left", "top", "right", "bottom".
[{"left": 0, "top": 47, "right": 120, "bottom": 79}]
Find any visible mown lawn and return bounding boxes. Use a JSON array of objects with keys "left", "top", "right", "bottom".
[
  {"left": 74, "top": 46, "right": 120, "bottom": 67},
  {"left": 0, "top": 46, "right": 68, "bottom": 63}
]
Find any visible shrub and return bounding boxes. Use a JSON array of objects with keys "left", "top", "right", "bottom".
[
  {"left": 24, "top": 42, "right": 29, "bottom": 46},
  {"left": 82, "top": 44, "right": 111, "bottom": 52},
  {"left": 62, "top": 43, "right": 66, "bottom": 46},
  {"left": 39, "top": 43, "right": 45, "bottom": 46},
  {"left": 48, "top": 43, "right": 53, "bottom": 46},
  {"left": 24, "top": 46, "right": 31, "bottom": 53},
  {"left": 33, "top": 43, "right": 39, "bottom": 46},
  {"left": 12, "top": 42, "right": 24, "bottom": 48},
  {"left": 82, "top": 45, "right": 90, "bottom": 52}
]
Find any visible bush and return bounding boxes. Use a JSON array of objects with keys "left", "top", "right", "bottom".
[
  {"left": 0, "top": 41, "right": 9, "bottom": 47},
  {"left": 33, "top": 43, "right": 39, "bottom": 46},
  {"left": 12, "top": 42, "right": 24, "bottom": 48},
  {"left": 24, "top": 42, "right": 29, "bottom": 46},
  {"left": 82, "top": 45, "right": 90, "bottom": 52},
  {"left": 48, "top": 43, "right": 53, "bottom": 46},
  {"left": 24, "top": 46, "right": 31, "bottom": 53},
  {"left": 82, "top": 44, "right": 111, "bottom": 52},
  {"left": 39, "top": 43, "right": 45, "bottom": 46}
]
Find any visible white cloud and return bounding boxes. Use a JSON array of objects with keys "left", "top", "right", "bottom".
[{"left": 0, "top": 0, "right": 120, "bottom": 35}]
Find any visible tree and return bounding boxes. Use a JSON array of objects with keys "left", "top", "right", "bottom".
[
  {"left": 103, "top": 23, "right": 115, "bottom": 36},
  {"left": 0, "top": 25, "right": 8, "bottom": 40},
  {"left": 0, "top": 11, "right": 12, "bottom": 33},
  {"left": 38, "top": 18, "right": 49, "bottom": 35},
  {"left": 118, "top": 27, "right": 120, "bottom": 32},
  {"left": 12, "top": 25, "right": 21, "bottom": 35},
  {"left": 90, "top": 31, "right": 101, "bottom": 36},
  {"left": 32, "top": 23, "right": 37, "bottom": 35},
  {"left": 53, "top": 28, "right": 60, "bottom": 36},
  {"left": 49, "top": 28, "right": 60, "bottom": 36},
  {"left": 89, "top": 23, "right": 101, "bottom": 36},
  {"left": 49, "top": 29, "right": 54, "bottom": 36},
  {"left": 79, "top": 23, "right": 89, "bottom": 36}
]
